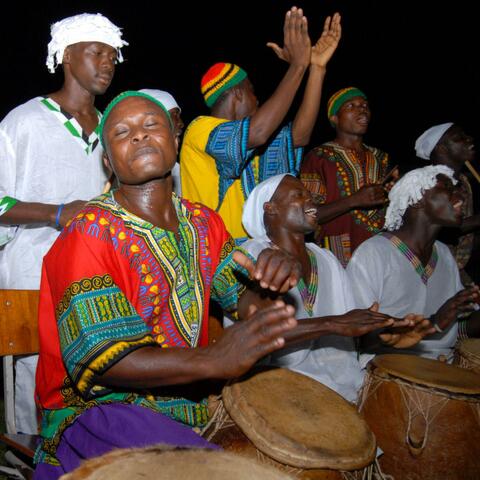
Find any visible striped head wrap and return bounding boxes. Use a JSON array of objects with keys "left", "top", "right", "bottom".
[
  {"left": 100, "top": 90, "right": 172, "bottom": 149},
  {"left": 327, "top": 87, "right": 367, "bottom": 125},
  {"left": 201, "top": 63, "right": 247, "bottom": 108}
]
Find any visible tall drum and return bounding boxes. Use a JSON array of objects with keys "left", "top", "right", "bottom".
[
  {"left": 207, "top": 367, "right": 376, "bottom": 479},
  {"left": 358, "top": 354, "right": 480, "bottom": 480}
]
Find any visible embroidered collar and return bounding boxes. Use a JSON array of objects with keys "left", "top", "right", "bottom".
[
  {"left": 381, "top": 232, "right": 438, "bottom": 284},
  {"left": 40, "top": 96, "right": 101, "bottom": 155}
]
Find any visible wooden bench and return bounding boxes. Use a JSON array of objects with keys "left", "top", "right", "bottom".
[{"left": 0, "top": 289, "right": 40, "bottom": 459}]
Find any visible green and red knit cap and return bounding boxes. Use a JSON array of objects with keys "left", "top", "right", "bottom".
[
  {"left": 99, "top": 90, "right": 173, "bottom": 148},
  {"left": 327, "top": 87, "right": 367, "bottom": 125},
  {"left": 201, "top": 63, "right": 248, "bottom": 108}
]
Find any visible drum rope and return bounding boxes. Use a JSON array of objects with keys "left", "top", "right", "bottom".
[
  {"left": 200, "top": 395, "right": 235, "bottom": 441},
  {"left": 399, "top": 382, "right": 449, "bottom": 454}
]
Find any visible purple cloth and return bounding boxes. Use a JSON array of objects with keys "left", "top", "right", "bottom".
[{"left": 34, "top": 403, "right": 218, "bottom": 480}]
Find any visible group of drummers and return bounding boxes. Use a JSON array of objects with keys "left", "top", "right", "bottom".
[{"left": 1, "top": 8, "right": 480, "bottom": 480}]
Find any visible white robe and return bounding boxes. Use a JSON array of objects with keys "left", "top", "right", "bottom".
[
  {"left": 0, "top": 97, "right": 107, "bottom": 434},
  {"left": 347, "top": 234, "right": 463, "bottom": 360},
  {"left": 228, "top": 239, "right": 365, "bottom": 403}
]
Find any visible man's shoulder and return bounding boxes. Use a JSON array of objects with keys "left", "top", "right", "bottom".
[
  {"left": 352, "top": 234, "right": 392, "bottom": 259},
  {"left": 1, "top": 97, "right": 46, "bottom": 131},
  {"left": 184, "top": 115, "right": 231, "bottom": 137}
]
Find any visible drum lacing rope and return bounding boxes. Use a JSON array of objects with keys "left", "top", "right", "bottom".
[
  {"left": 199, "top": 395, "right": 235, "bottom": 441},
  {"left": 341, "top": 458, "right": 393, "bottom": 480}
]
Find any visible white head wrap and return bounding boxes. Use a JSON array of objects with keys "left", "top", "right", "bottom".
[
  {"left": 414, "top": 122, "right": 454, "bottom": 160},
  {"left": 242, "top": 174, "right": 293, "bottom": 239},
  {"left": 46, "top": 13, "right": 128, "bottom": 73},
  {"left": 139, "top": 89, "right": 181, "bottom": 112},
  {"left": 384, "top": 165, "right": 457, "bottom": 231}
]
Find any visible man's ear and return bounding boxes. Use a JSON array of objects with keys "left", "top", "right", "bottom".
[
  {"left": 103, "top": 152, "right": 112, "bottom": 173},
  {"left": 62, "top": 46, "right": 72, "bottom": 65},
  {"left": 330, "top": 115, "right": 339, "bottom": 127},
  {"left": 263, "top": 201, "right": 278, "bottom": 215}
]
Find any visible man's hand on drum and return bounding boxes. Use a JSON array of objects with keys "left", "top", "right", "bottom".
[
  {"left": 233, "top": 249, "right": 302, "bottom": 293},
  {"left": 326, "top": 302, "right": 410, "bottom": 337},
  {"left": 434, "top": 285, "right": 480, "bottom": 332},
  {"left": 378, "top": 314, "right": 435, "bottom": 349},
  {"left": 208, "top": 301, "right": 297, "bottom": 379}
]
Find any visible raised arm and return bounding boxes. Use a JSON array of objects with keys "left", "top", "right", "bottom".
[
  {"left": 291, "top": 13, "right": 342, "bottom": 146},
  {"left": 247, "top": 6, "right": 311, "bottom": 148}
]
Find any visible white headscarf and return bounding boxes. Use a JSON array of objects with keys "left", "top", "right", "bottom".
[
  {"left": 384, "top": 165, "right": 457, "bottom": 231},
  {"left": 139, "top": 89, "right": 181, "bottom": 112},
  {"left": 46, "top": 13, "right": 128, "bottom": 73},
  {"left": 242, "top": 174, "right": 293, "bottom": 239},
  {"left": 414, "top": 122, "right": 453, "bottom": 160}
]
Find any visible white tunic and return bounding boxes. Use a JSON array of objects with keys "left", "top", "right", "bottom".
[
  {"left": 0, "top": 97, "right": 107, "bottom": 289},
  {"left": 0, "top": 97, "right": 107, "bottom": 434},
  {"left": 347, "top": 234, "right": 463, "bottom": 360},
  {"left": 231, "top": 239, "right": 365, "bottom": 403}
]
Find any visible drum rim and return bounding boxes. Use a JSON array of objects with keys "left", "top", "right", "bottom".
[
  {"left": 222, "top": 367, "right": 376, "bottom": 470},
  {"left": 370, "top": 354, "right": 480, "bottom": 396}
]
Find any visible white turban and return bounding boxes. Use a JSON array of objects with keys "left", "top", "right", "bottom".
[
  {"left": 384, "top": 165, "right": 457, "bottom": 231},
  {"left": 414, "top": 122, "right": 453, "bottom": 160},
  {"left": 46, "top": 13, "right": 128, "bottom": 73},
  {"left": 139, "top": 89, "right": 181, "bottom": 112},
  {"left": 242, "top": 174, "right": 293, "bottom": 239}
]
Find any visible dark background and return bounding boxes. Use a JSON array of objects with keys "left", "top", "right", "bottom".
[
  {"left": 2, "top": 0, "right": 479, "bottom": 173},
  {"left": 3, "top": 0, "right": 480, "bottom": 280}
]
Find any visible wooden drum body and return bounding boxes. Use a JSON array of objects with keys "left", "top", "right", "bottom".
[
  {"left": 454, "top": 338, "right": 480, "bottom": 374},
  {"left": 358, "top": 354, "right": 480, "bottom": 480},
  {"left": 207, "top": 368, "right": 376, "bottom": 479}
]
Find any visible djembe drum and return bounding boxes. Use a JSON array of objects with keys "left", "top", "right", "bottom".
[
  {"left": 454, "top": 338, "right": 480, "bottom": 374},
  {"left": 206, "top": 367, "right": 377, "bottom": 479},
  {"left": 59, "top": 446, "right": 294, "bottom": 480},
  {"left": 358, "top": 354, "right": 480, "bottom": 480}
]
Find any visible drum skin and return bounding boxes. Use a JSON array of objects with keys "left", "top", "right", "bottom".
[
  {"left": 59, "top": 446, "right": 294, "bottom": 480},
  {"left": 210, "top": 367, "right": 376, "bottom": 479},
  {"left": 358, "top": 354, "right": 480, "bottom": 480}
]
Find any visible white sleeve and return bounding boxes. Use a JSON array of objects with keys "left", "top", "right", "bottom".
[
  {"left": 346, "top": 242, "right": 384, "bottom": 309},
  {"left": 0, "top": 125, "right": 18, "bottom": 245}
]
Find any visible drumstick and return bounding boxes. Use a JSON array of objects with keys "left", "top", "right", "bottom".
[{"left": 465, "top": 160, "right": 480, "bottom": 184}]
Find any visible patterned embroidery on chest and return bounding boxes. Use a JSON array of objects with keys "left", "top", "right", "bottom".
[
  {"left": 40, "top": 97, "right": 101, "bottom": 155},
  {"left": 381, "top": 232, "right": 438, "bottom": 284},
  {"left": 65, "top": 195, "right": 213, "bottom": 348},
  {"left": 324, "top": 143, "right": 388, "bottom": 232}
]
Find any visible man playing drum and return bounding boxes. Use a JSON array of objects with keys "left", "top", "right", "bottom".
[
  {"left": 347, "top": 165, "right": 480, "bottom": 360},
  {"left": 235, "top": 173, "right": 432, "bottom": 402}
]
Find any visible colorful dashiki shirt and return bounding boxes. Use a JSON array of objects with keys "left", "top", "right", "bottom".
[
  {"left": 35, "top": 192, "right": 246, "bottom": 466},
  {"left": 300, "top": 142, "right": 389, "bottom": 266},
  {"left": 180, "top": 116, "right": 303, "bottom": 242}
]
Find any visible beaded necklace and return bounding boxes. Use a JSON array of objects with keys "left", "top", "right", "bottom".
[
  {"left": 381, "top": 232, "right": 438, "bottom": 285},
  {"left": 296, "top": 248, "right": 319, "bottom": 316}
]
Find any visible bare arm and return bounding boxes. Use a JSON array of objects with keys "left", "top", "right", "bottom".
[
  {"left": 460, "top": 214, "right": 480, "bottom": 234},
  {"left": 292, "top": 13, "right": 342, "bottom": 146},
  {"left": 248, "top": 7, "right": 311, "bottom": 148},
  {"left": 0, "top": 200, "right": 87, "bottom": 229},
  {"left": 315, "top": 185, "right": 386, "bottom": 224},
  {"left": 98, "top": 302, "right": 297, "bottom": 389}
]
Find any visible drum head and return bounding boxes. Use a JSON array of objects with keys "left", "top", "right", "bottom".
[
  {"left": 222, "top": 367, "right": 375, "bottom": 469},
  {"left": 60, "top": 446, "right": 294, "bottom": 480},
  {"left": 371, "top": 354, "right": 480, "bottom": 394},
  {"left": 458, "top": 338, "right": 480, "bottom": 358}
]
